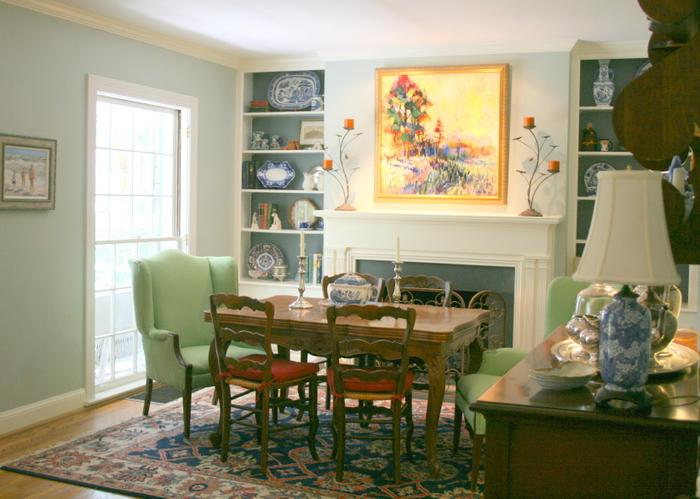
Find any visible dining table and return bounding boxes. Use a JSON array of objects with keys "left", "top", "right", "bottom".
[{"left": 204, "top": 294, "right": 488, "bottom": 478}]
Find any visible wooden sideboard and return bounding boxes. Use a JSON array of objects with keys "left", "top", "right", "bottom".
[{"left": 471, "top": 327, "right": 700, "bottom": 499}]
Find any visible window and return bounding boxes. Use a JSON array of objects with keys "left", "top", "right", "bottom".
[{"left": 86, "top": 75, "right": 197, "bottom": 402}]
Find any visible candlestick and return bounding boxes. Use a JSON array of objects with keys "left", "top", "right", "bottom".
[
  {"left": 344, "top": 119, "right": 355, "bottom": 130},
  {"left": 289, "top": 256, "right": 313, "bottom": 309},
  {"left": 524, "top": 117, "right": 535, "bottom": 128},
  {"left": 323, "top": 159, "right": 333, "bottom": 170},
  {"left": 548, "top": 160, "right": 560, "bottom": 172},
  {"left": 392, "top": 261, "right": 403, "bottom": 305},
  {"left": 396, "top": 235, "right": 401, "bottom": 262}
]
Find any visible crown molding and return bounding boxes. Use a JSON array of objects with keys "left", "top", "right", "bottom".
[
  {"left": 318, "top": 39, "right": 582, "bottom": 61},
  {"left": 571, "top": 40, "right": 648, "bottom": 59},
  {"left": 3, "top": 0, "right": 240, "bottom": 68}
]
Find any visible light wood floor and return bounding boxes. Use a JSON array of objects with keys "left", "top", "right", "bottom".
[{"left": 0, "top": 397, "right": 145, "bottom": 498}]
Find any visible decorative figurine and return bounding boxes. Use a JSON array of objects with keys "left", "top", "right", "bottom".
[
  {"left": 270, "top": 211, "right": 282, "bottom": 230},
  {"left": 270, "top": 135, "right": 281, "bottom": 149},
  {"left": 251, "top": 212, "right": 259, "bottom": 229},
  {"left": 581, "top": 123, "right": 598, "bottom": 151},
  {"left": 251, "top": 131, "right": 264, "bottom": 150}
]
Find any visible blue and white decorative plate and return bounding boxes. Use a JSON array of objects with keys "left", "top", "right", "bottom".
[
  {"left": 267, "top": 71, "right": 321, "bottom": 110},
  {"left": 256, "top": 161, "right": 295, "bottom": 189},
  {"left": 247, "top": 243, "right": 284, "bottom": 277},
  {"left": 584, "top": 162, "right": 615, "bottom": 196}
]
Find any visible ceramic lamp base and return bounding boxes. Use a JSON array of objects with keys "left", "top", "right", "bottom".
[{"left": 596, "top": 285, "right": 653, "bottom": 408}]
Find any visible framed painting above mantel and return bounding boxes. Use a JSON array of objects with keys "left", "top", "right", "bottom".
[{"left": 375, "top": 64, "right": 510, "bottom": 204}]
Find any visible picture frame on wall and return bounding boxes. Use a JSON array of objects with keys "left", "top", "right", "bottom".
[
  {"left": 1, "top": 134, "right": 57, "bottom": 210},
  {"left": 375, "top": 64, "right": 510, "bottom": 204},
  {"left": 298, "top": 119, "right": 324, "bottom": 147}
]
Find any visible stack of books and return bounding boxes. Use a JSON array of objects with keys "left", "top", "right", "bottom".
[
  {"left": 257, "top": 203, "right": 278, "bottom": 230},
  {"left": 242, "top": 160, "right": 263, "bottom": 189},
  {"left": 249, "top": 100, "right": 271, "bottom": 112}
]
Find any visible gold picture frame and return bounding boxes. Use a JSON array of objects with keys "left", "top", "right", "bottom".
[{"left": 375, "top": 64, "right": 510, "bottom": 204}]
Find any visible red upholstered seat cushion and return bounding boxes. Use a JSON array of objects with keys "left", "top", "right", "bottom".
[
  {"left": 327, "top": 365, "right": 414, "bottom": 393},
  {"left": 226, "top": 354, "right": 319, "bottom": 382}
]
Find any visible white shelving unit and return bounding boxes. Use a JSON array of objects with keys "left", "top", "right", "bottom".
[{"left": 235, "top": 67, "right": 326, "bottom": 298}]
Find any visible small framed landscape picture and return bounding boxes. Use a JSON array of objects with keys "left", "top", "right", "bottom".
[
  {"left": 1, "top": 134, "right": 57, "bottom": 210},
  {"left": 298, "top": 119, "right": 324, "bottom": 148}
]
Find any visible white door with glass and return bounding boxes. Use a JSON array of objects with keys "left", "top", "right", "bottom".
[{"left": 87, "top": 76, "right": 195, "bottom": 401}]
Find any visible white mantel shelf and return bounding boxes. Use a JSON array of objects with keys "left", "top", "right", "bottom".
[{"left": 317, "top": 210, "right": 563, "bottom": 350}]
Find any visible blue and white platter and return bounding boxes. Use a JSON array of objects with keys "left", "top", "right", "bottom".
[
  {"left": 267, "top": 71, "right": 321, "bottom": 110},
  {"left": 256, "top": 161, "right": 295, "bottom": 189},
  {"left": 247, "top": 243, "right": 284, "bottom": 277},
  {"left": 584, "top": 162, "right": 615, "bottom": 196}
]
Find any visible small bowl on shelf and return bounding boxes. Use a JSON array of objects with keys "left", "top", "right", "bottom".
[{"left": 529, "top": 361, "right": 597, "bottom": 390}]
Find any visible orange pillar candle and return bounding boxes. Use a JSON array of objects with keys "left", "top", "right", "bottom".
[
  {"left": 323, "top": 159, "right": 333, "bottom": 170},
  {"left": 344, "top": 119, "right": 355, "bottom": 130},
  {"left": 548, "top": 160, "right": 560, "bottom": 172},
  {"left": 524, "top": 117, "right": 535, "bottom": 127}
]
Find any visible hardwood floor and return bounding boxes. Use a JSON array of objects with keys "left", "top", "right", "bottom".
[{"left": 0, "top": 398, "right": 145, "bottom": 498}]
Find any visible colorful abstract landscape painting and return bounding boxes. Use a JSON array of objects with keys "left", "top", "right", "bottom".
[{"left": 375, "top": 65, "right": 510, "bottom": 204}]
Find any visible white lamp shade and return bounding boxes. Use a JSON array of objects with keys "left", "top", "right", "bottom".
[{"left": 573, "top": 170, "right": 680, "bottom": 286}]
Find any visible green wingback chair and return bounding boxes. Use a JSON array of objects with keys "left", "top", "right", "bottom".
[
  {"left": 130, "top": 249, "right": 260, "bottom": 438},
  {"left": 453, "top": 275, "right": 592, "bottom": 491}
]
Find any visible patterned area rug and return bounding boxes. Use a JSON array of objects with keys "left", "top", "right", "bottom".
[{"left": 1, "top": 387, "right": 482, "bottom": 499}]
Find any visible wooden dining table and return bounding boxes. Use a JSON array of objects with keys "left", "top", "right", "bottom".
[{"left": 204, "top": 294, "right": 488, "bottom": 478}]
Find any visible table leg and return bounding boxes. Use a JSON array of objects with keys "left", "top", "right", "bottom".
[{"left": 425, "top": 350, "right": 445, "bottom": 478}]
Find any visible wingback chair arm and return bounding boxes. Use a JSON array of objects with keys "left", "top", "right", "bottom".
[{"left": 146, "top": 327, "right": 173, "bottom": 342}]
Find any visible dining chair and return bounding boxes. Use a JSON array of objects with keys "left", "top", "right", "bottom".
[
  {"left": 452, "top": 276, "right": 591, "bottom": 491},
  {"left": 326, "top": 303, "right": 417, "bottom": 484},
  {"left": 385, "top": 275, "right": 465, "bottom": 389},
  {"left": 208, "top": 293, "right": 320, "bottom": 472},
  {"left": 129, "top": 249, "right": 262, "bottom": 439},
  {"left": 385, "top": 274, "right": 459, "bottom": 307}
]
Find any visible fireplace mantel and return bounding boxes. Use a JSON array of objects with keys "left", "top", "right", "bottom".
[{"left": 317, "top": 210, "right": 562, "bottom": 350}]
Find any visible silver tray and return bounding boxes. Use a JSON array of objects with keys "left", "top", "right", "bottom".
[{"left": 551, "top": 339, "right": 699, "bottom": 375}]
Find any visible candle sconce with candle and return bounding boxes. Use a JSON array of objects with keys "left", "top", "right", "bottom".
[
  {"left": 514, "top": 117, "right": 561, "bottom": 217},
  {"left": 323, "top": 120, "right": 362, "bottom": 211}
]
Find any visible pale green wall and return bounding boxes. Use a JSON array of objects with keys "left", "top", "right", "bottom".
[{"left": 0, "top": 3, "right": 237, "bottom": 412}]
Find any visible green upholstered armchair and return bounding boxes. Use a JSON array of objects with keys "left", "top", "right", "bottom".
[
  {"left": 453, "top": 275, "right": 592, "bottom": 491},
  {"left": 129, "top": 249, "right": 260, "bottom": 438}
]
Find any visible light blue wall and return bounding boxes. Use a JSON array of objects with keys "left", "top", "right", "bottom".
[{"left": 0, "top": 3, "right": 237, "bottom": 412}]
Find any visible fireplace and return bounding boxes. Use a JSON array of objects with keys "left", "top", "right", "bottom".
[{"left": 317, "top": 210, "right": 562, "bottom": 350}]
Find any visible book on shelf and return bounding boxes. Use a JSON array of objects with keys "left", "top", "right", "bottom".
[
  {"left": 242, "top": 161, "right": 262, "bottom": 189},
  {"left": 249, "top": 100, "right": 271, "bottom": 112},
  {"left": 257, "top": 203, "right": 278, "bottom": 230},
  {"left": 312, "top": 253, "right": 322, "bottom": 284}
]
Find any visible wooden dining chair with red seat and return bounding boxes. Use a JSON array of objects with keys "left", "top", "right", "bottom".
[
  {"left": 208, "top": 293, "right": 320, "bottom": 472},
  {"left": 326, "top": 303, "right": 417, "bottom": 484}
]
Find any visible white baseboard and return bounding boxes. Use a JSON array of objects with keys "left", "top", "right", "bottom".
[{"left": 0, "top": 389, "right": 86, "bottom": 436}]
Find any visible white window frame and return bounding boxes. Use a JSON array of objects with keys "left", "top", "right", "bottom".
[{"left": 85, "top": 75, "right": 198, "bottom": 404}]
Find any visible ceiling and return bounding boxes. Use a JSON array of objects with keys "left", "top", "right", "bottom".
[{"left": 17, "top": 0, "right": 653, "bottom": 61}]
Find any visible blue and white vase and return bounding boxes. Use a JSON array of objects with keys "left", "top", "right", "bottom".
[
  {"left": 595, "top": 285, "right": 652, "bottom": 407},
  {"left": 593, "top": 60, "right": 615, "bottom": 107}
]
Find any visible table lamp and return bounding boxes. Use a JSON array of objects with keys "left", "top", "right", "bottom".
[{"left": 572, "top": 169, "right": 680, "bottom": 407}]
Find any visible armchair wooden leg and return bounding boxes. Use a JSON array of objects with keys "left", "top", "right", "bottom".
[
  {"left": 452, "top": 403, "right": 463, "bottom": 455},
  {"left": 471, "top": 433, "right": 484, "bottom": 492},
  {"left": 142, "top": 377, "right": 154, "bottom": 416},
  {"left": 183, "top": 373, "right": 193, "bottom": 439}
]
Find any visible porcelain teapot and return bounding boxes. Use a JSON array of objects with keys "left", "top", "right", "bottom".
[{"left": 327, "top": 273, "right": 374, "bottom": 305}]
